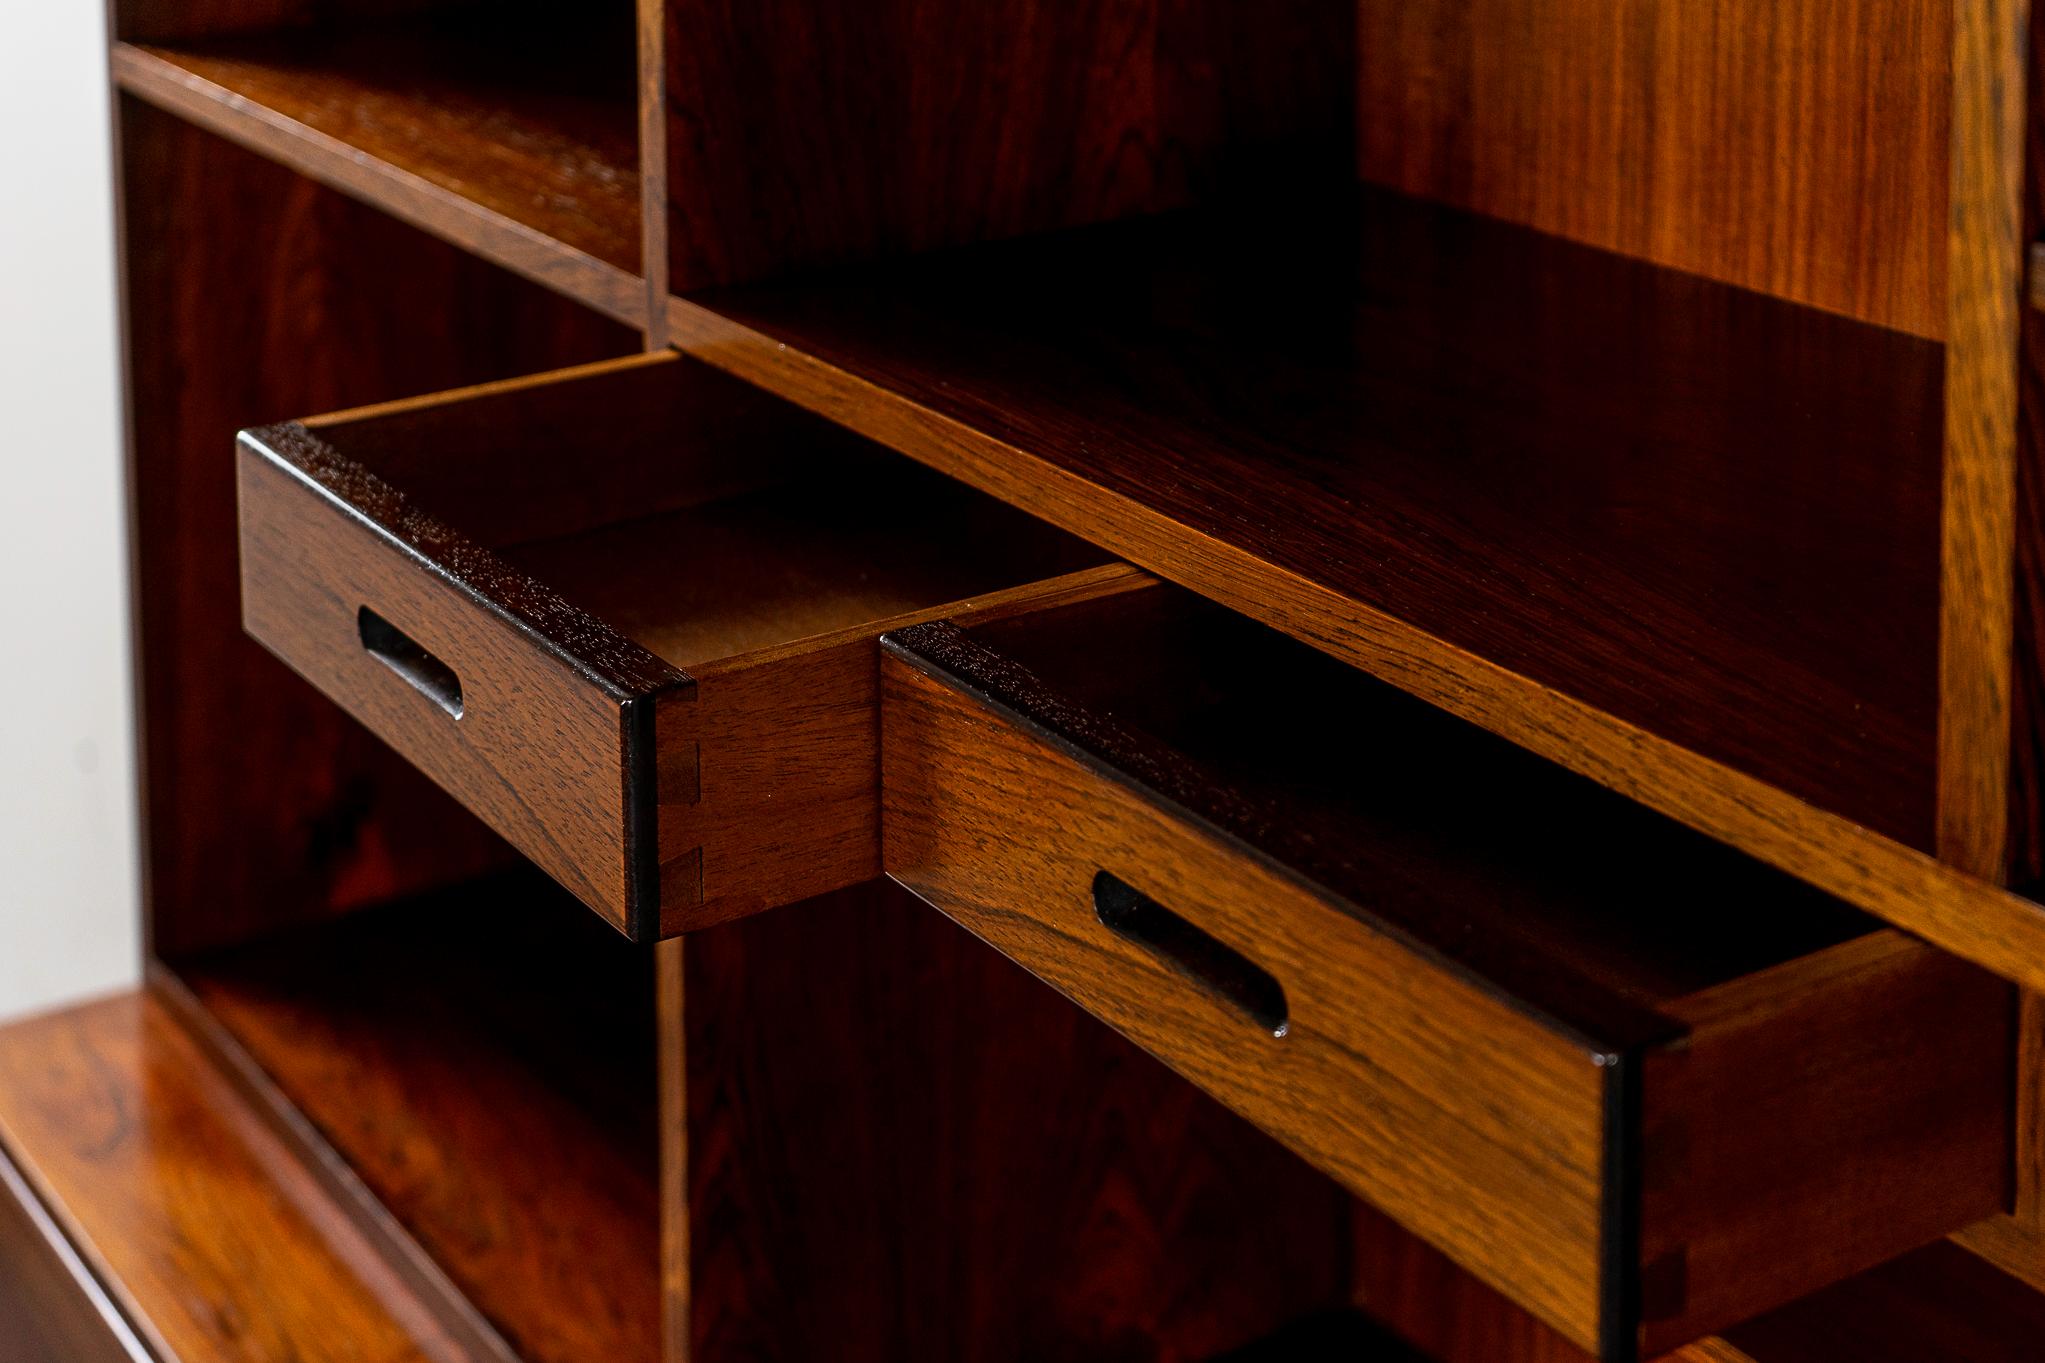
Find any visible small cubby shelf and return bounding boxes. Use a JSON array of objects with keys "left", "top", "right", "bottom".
[
  {"left": 113, "top": 3, "right": 644, "bottom": 325},
  {"left": 678, "top": 187, "right": 1946, "bottom": 854},
  {"left": 175, "top": 876, "right": 662, "bottom": 1363}
]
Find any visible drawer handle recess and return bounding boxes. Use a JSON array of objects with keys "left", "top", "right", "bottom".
[
  {"left": 1093, "top": 872, "right": 1289, "bottom": 1038},
  {"left": 358, "top": 607, "right": 464, "bottom": 719}
]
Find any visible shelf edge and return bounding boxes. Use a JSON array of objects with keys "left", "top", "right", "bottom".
[{"left": 111, "top": 43, "right": 647, "bottom": 331}]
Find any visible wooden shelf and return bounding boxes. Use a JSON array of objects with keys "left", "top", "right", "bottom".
[
  {"left": 175, "top": 873, "right": 661, "bottom": 1363},
  {"left": 672, "top": 184, "right": 1947, "bottom": 885},
  {"left": 114, "top": 7, "right": 643, "bottom": 326}
]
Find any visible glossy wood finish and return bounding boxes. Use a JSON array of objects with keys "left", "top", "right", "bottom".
[
  {"left": 114, "top": 5, "right": 644, "bottom": 326},
  {"left": 120, "top": 102, "right": 636, "bottom": 960},
  {"left": 669, "top": 877, "right": 1358, "bottom": 1362},
  {"left": 1352, "top": 0, "right": 1948, "bottom": 338},
  {"left": 660, "top": 0, "right": 1351, "bottom": 290},
  {"left": 0, "top": 990, "right": 472, "bottom": 1363},
  {"left": 177, "top": 874, "right": 662, "bottom": 1363},
  {"left": 0, "top": 1149, "right": 148, "bottom": 1363},
  {"left": 880, "top": 586, "right": 2014, "bottom": 1359},
  {"left": 238, "top": 351, "right": 1116, "bottom": 937}
]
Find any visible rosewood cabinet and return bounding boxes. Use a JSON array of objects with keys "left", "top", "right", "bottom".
[{"left": 6, "top": 1, "right": 2045, "bottom": 1361}]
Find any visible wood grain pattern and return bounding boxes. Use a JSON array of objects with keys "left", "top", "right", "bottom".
[
  {"left": 236, "top": 412, "right": 687, "bottom": 936},
  {"left": 675, "top": 878, "right": 1357, "bottom": 1361},
  {"left": 1939, "top": 0, "right": 2030, "bottom": 877},
  {"left": 119, "top": 101, "right": 635, "bottom": 960},
  {"left": 1353, "top": 0, "right": 1948, "bottom": 337},
  {"left": 880, "top": 587, "right": 2014, "bottom": 1358},
  {"left": 0, "top": 991, "right": 470, "bottom": 1363},
  {"left": 177, "top": 874, "right": 662, "bottom": 1363},
  {"left": 115, "top": 28, "right": 645, "bottom": 327},
  {"left": 661, "top": 0, "right": 1352, "bottom": 289},
  {"left": 1640, "top": 935, "right": 2013, "bottom": 1354}
]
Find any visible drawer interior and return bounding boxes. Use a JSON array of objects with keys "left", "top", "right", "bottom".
[
  {"left": 299, "top": 354, "right": 1109, "bottom": 676},
  {"left": 947, "top": 584, "right": 1880, "bottom": 1029}
]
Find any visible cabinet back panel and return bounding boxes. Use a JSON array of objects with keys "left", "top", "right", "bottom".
[
  {"left": 1355, "top": 0, "right": 1949, "bottom": 338},
  {"left": 664, "top": 0, "right": 1355, "bottom": 289}
]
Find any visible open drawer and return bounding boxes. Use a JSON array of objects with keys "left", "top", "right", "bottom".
[
  {"left": 236, "top": 351, "right": 1125, "bottom": 940},
  {"left": 878, "top": 583, "right": 2014, "bottom": 1362}
]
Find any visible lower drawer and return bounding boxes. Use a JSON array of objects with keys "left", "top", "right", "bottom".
[
  {"left": 878, "top": 582, "right": 2013, "bottom": 1362},
  {"left": 236, "top": 351, "right": 1126, "bottom": 939}
]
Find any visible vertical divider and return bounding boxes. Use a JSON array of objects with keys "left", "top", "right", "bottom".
[
  {"left": 1938, "top": 0, "right": 2030, "bottom": 880},
  {"left": 638, "top": 0, "right": 670, "bottom": 351},
  {"left": 657, "top": 937, "right": 690, "bottom": 1363},
  {"left": 1946, "top": 0, "right": 2045, "bottom": 1288}
]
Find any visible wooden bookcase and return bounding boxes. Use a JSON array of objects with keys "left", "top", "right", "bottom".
[{"left": 4, "top": 1, "right": 2045, "bottom": 1360}]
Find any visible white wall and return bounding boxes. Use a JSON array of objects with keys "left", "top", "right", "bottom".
[{"left": 0, "top": 7, "right": 142, "bottom": 1019}]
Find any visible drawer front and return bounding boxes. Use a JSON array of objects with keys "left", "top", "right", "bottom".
[
  {"left": 879, "top": 636, "right": 1616, "bottom": 1348},
  {"left": 237, "top": 421, "right": 684, "bottom": 939}
]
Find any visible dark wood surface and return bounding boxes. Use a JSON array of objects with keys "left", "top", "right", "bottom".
[
  {"left": 0, "top": 1147, "right": 146, "bottom": 1363},
  {"left": 236, "top": 380, "right": 690, "bottom": 938},
  {"left": 881, "top": 585, "right": 2013, "bottom": 1357},
  {"left": 176, "top": 872, "right": 662, "bottom": 1363},
  {"left": 120, "top": 101, "right": 637, "bottom": 960},
  {"left": 672, "top": 877, "right": 1359, "bottom": 1362},
  {"left": 1939, "top": 0, "right": 2032, "bottom": 880},
  {"left": 661, "top": 0, "right": 1352, "bottom": 290},
  {"left": 1722, "top": 1242, "right": 2045, "bottom": 1363},
  {"left": 693, "top": 187, "right": 1943, "bottom": 855},
  {"left": 0, "top": 990, "right": 473, "bottom": 1363},
  {"left": 115, "top": 3, "right": 644, "bottom": 325},
  {"left": 1353, "top": 0, "right": 1947, "bottom": 338}
]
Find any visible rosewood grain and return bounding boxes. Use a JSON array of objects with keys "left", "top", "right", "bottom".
[
  {"left": 120, "top": 101, "right": 636, "bottom": 960},
  {"left": 1353, "top": 0, "right": 1948, "bottom": 337},
  {"left": 879, "top": 587, "right": 2013, "bottom": 1359}
]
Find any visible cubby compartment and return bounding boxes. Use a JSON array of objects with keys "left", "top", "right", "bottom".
[
  {"left": 114, "top": 0, "right": 644, "bottom": 323},
  {"left": 127, "top": 868, "right": 1396, "bottom": 1363},
  {"left": 881, "top": 582, "right": 2014, "bottom": 1360},
  {"left": 174, "top": 873, "right": 663, "bottom": 1363}
]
